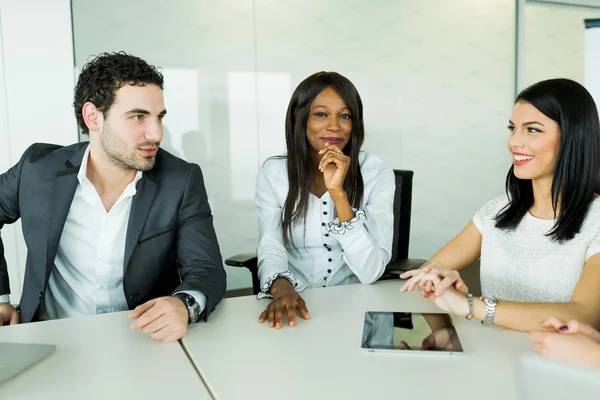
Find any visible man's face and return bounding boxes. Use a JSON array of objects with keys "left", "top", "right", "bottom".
[{"left": 98, "top": 83, "right": 166, "bottom": 171}]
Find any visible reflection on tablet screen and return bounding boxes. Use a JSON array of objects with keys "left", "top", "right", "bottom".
[{"left": 361, "top": 312, "right": 463, "bottom": 353}]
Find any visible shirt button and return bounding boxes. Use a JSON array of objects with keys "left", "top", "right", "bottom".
[
  {"left": 321, "top": 222, "right": 326, "bottom": 226},
  {"left": 327, "top": 269, "right": 332, "bottom": 273},
  {"left": 323, "top": 211, "right": 327, "bottom": 215},
  {"left": 325, "top": 234, "right": 329, "bottom": 237},
  {"left": 294, "top": 283, "right": 298, "bottom": 287},
  {"left": 328, "top": 258, "right": 332, "bottom": 262},
  {"left": 327, "top": 248, "right": 332, "bottom": 252},
  {"left": 323, "top": 243, "right": 327, "bottom": 247},
  {"left": 323, "top": 201, "right": 327, "bottom": 205},
  {"left": 324, "top": 277, "right": 327, "bottom": 281},
  {"left": 322, "top": 285, "right": 326, "bottom": 287}
]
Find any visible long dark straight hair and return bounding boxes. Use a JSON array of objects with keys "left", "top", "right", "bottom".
[
  {"left": 281, "top": 71, "right": 365, "bottom": 253},
  {"left": 495, "top": 78, "right": 600, "bottom": 242}
]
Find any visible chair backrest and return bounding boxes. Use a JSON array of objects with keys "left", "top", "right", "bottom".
[{"left": 390, "top": 170, "right": 414, "bottom": 263}]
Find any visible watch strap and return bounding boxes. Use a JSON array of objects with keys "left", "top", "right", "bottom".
[{"left": 480, "top": 297, "right": 498, "bottom": 326}]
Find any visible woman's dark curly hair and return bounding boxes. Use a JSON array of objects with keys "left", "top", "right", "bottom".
[{"left": 73, "top": 51, "right": 164, "bottom": 133}]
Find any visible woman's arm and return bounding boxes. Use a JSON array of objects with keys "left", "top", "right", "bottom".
[
  {"left": 426, "top": 253, "right": 600, "bottom": 332},
  {"left": 425, "top": 221, "right": 483, "bottom": 272},
  {"left": 319, "top": 147, "right": 396, "bottom": 284},
  {"left": 328, "top": 168, "right": 395, "bottom": 284},
  {"left": 487, "top": 253, "right": 600, "bottom": 331},
  {"left": 255, "top": 162, "right": 296, "bottom": 297},
  {"left": 400, "top": 221, "right": 482, "bottom": 294},
  {"left": 255, "top": 162, "right": 310, "bottom": 328}
]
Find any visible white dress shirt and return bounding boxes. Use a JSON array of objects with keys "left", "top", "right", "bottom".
[
  {"left": 474, "top": 195, "right": 600, "bottom": 302},
  {"left": 255, "top": 151, "right": 395, "bottom": 298},
  {"left": 0, "top": 145, "right": 206, "bottom": 319}
]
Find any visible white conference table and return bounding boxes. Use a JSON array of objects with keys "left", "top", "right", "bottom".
[
  {"left": 0, "top": 311, "right": 212, "bottom": 400},
  {"left": 182, "top": 280, "right": 533, "bottom": 400}
]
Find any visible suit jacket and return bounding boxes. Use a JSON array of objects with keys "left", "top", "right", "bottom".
[{"left": 0, "top": 142, "right": 226, "bottom": 323}]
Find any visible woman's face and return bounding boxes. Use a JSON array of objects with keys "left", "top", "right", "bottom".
[
  {"left": 305, "top": 86, "right": 352, "bottom": 154},
  {"left": 507, "top": 101, "right": 561, "bottom": 181}
]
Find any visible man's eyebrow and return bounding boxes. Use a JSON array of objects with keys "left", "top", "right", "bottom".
[{"left": 124, "top": 109, "right": 151, "bottom": 115}]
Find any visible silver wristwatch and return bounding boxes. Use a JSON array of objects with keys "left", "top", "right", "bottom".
[
  {"left": 480, "top": 297, "right": 498, "bottom": 326},
  {"left": 174, "top": 293, "right": 201, "bottom": 324}
]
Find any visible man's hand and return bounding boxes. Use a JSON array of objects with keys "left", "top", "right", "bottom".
[
  {"left": 258, "top": 278, "right": 310, "bottom": 329},
  {"left": 129, "top": 296, "right": 188, "bottom": 343},
  {"left": 0, "top": 303, "right": 19, "bottom": 326}
]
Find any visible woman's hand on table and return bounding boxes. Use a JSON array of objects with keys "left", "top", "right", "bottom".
[{"left": 258, "top": 278, "right": 310, "bottom": 329}]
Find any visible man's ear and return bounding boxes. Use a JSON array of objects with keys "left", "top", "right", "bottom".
[{"left": 82, "top": 102, "right": 103, "bottom": 133}]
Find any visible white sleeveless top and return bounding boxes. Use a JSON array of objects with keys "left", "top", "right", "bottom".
[{"left": 474, "top": 196, "right": 600, "bottom": 302}]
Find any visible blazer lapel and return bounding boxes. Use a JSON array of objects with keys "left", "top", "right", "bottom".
[
  {"left": 123, "top": 174, "right": 157, "bottom": 272},
  {"left": 45, "top": 146, "right": 86, "bottom": 281}
]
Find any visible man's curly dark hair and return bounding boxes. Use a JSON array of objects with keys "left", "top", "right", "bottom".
[{"left": 73, "top": 51, "right": 164, "bottom": 134}]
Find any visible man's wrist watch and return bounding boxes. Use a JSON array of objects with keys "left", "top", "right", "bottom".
[
  {"left": 480, "top": 297, "right": 498, "bottom": 327},
  {"left": 174, "top": 293, "right": 201, "bottom": 324}
]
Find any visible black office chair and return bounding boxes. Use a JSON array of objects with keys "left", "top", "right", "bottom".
[
  {"left": 378, "top": 170, "right": 426, "bottom": 278},
  {"left": 225, "top": 169, "right": 425, "bottom": 295}
]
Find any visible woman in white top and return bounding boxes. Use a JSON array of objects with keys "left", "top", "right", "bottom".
[
  {"left": 400, "top": 78, "right": 600, "bottom": 332},
  {"left": 256, "top": 71, "right": 394, "bottom": 329}
]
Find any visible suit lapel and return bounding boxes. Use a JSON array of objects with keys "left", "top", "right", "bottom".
[
  {"left": 45, "top": 146, "right": 87, "bottom": 281},
  {"left": 123, "top": 174, "right": 157, "bottom": 272}
]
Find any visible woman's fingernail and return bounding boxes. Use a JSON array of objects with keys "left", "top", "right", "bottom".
[{"left": 559, "top": 325, "right": 569, "bottom": 332}]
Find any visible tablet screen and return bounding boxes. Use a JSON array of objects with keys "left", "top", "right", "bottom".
[{"left": 361, "top": 312, "right": 463, "bottom": 353}]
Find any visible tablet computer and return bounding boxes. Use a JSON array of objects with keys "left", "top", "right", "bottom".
[{"left": 361, "top": 311, "right": 463, "bottom": 354}]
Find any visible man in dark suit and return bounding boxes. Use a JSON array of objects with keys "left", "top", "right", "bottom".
[{"left": 0, "top": 52, "right": 226, "bottom": 343}]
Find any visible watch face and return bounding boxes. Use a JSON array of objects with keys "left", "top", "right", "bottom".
[
  {"left": 183, "top": 294, "right": 194, "bottom": 306},
  {"left": 176, "top": 293, "right": 192, "bottom": 306}
]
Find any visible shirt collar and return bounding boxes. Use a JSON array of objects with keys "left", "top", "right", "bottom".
[{"left": 78, "top": 144, "right": 144, "bottom": 192}]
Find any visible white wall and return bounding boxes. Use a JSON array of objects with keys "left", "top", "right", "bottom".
[
  {"left": 585, "top": 24, "right": 600, "bottom": 106},
  {"left": 525, "top": 1, "right": 600, "bottom": 86},
  {"left": 0, "top": 0, "right": 77, "bottom": 302},
  {"left": 72, "top": 0, "right": 516, "bottom": 290}
]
